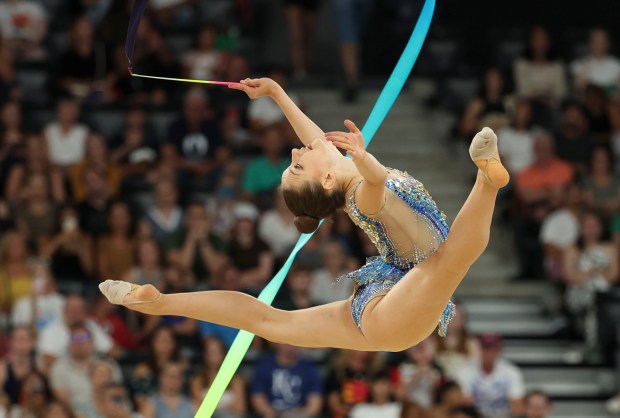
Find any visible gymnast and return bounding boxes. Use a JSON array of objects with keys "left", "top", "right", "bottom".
[{"left": 100, "top": 78, "right": 509, "bottom": 352}]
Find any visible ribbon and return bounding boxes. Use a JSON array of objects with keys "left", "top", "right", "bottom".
[
  {"left": 124, "top": 0, "right": 237, "bottom": 85},
  {"left": 195, "top": 0, "right": 436, "bottom": 416}
]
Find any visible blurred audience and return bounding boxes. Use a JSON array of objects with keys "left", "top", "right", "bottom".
[
  {"left": 140, "top": 362, "right": 195, "bottom": 418},
  {"left": 37, "top": 295, "right": 118, "bottom": 372},
  {"left": 552, "top": 102, "right": 594, "bottom": 175},
  {"left": 0, "top": 0, "right": 47, "bottom": 61},
  {"left": 258, "top": 188, "right": 299, "bottom": 261},
  {"left": 562, "top": 212, "right": 618, "bottom": 352},
  {"left": 571, "top": 28, "right": 620, "bottom": 94},
  {"left": 0, "top": 230, "right": 33, "bottom": 311},
  {"left": 497, "top": 100, "right": 539, "bottom": 176},
  {"left": 49, "top": 326, "right": 121, "bottom": 412},
  {"left": 70, "top": 133, "right": 121, "bottom": 202},
  {"left": 97, "top": 201, "right": 135, "bottom": 281},
  {"left": 43, "top": 99, "right": 89, "bottom": 170},
  {"left": 455, "top": 334, "right": 524, "bottom": 418},
  {"left": 514, "top": 26, "right": 567, "bottom": 127},
  {"left": 251, "top": 343, "right": 323, "bottom": 418},
  {"left": 10, "top": 264, "right": 65, "bottom": 331},
  {"left": 190, "top": 338, "right": 246, "bottom": 417},
  {"left": 394, "top": 338, "right": 443, "bottom": 409},
  {"left": 0, "top": 327, "right": 38, "bottom": 408},
  {"left": 326, "top": 350, "right": 384, "bottom": 418},
  {"left": 311, "top": 240, "right": 354, "bottom": 304},
  {"left": 519, "top": 390, "right": 552, "bottom": 418},
  {"left": 5, "top": 135, "right": 65, "bottom": 204},
  {"left": 58, "top": 17, "right": 100, "bottom": 100},
  {"left": 350, "top": 371, "right": 400, "bottom": 418},
  {"left": 459, "top": 68, "right": 510, "bottom": 140}
]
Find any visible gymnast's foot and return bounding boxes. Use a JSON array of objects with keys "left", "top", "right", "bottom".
[
  {"left": 99, "top": 280, "right": 162, "bottom": 307},
  {"left": 469, "top": 127, "right": 510, "bottom": 188}
]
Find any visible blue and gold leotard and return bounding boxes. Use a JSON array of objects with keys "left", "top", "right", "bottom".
[{"left": 342, "top": 168, "right": 455, "bottom": 336}]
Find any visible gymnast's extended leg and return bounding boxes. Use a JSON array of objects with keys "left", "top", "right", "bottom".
[
  {"left": 361, "top": 127, "right": 509, "bottom": 351},
  {"left": 99, "top": 282, "right": 375, "bottom": 350}
]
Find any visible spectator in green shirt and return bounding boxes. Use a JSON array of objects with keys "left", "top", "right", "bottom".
[{"left": 242, "top": 126, "right": 290, "bottom": 209}]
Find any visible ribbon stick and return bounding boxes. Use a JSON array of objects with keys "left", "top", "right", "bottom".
[
  {"left": 196, "top": 1, "right": 435, "bottom": 417},
  {"left": 124, "top": 0, "right": 238, "bottom": 85}
]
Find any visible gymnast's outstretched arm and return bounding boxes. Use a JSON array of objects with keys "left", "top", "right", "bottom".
[{"left": 230, "top": 78, "right": 325, "bottom": 146}]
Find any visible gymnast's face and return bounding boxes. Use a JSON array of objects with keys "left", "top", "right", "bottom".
[{"left": 281, "top": 138, "right": 339, "bottom": 190}]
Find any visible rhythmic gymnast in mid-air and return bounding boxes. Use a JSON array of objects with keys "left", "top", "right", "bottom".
[{"left": 100, "top": 78, "right": 509, "bottom": 352}]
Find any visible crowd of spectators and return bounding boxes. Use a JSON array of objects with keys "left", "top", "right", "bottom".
[
  {"left": 0, "top": 0, "right": 610, "bottom": 417},
  {"left": 455, "top": 26, "right": 620, "bottom": 362}
]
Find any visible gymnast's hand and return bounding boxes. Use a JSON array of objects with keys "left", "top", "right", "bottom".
[
  {"left": 228, "top": 77, "right": 279, "bottom": 99},
  {"left": 325, "top": 120, "right": 367, "bottom": 161}
]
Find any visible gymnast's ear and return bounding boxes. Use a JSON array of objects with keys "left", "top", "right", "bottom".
[{"left": 321, "top": 171, "right": 337, "bottom": 191}]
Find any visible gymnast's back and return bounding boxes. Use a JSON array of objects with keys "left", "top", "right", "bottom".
[{"left": 344, "top": 168, "right": 450, "bottom": 270}]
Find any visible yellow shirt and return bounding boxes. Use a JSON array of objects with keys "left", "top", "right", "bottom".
[{"left": 0, "top": 270, "right": 32, "bottom": 309}]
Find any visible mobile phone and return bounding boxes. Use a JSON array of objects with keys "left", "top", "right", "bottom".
[{"left": 62, "top": 217, "right": 78, "bottom": 232}]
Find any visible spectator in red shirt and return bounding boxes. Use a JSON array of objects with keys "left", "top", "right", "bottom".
[{"left": 90, "top": 293, "right": 138, "bottom": 351}]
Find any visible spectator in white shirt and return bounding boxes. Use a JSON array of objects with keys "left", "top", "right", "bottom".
[
  {"left": 311, "top": 240, "right": 355, "bottom": 304},
  {"left": 0, "top": 0, "right": 47, "bottom": 61},
  {"left": 43, "top": 99, "right": 89, "bottom": 169},
  {"left": 498, "top": 100, "right": 542, "bottom": 176},
  {"left": 11, "top": 263, "right": 65, "bottom": 332},
  {"left": 37, "top": 295, "right": 118, "bottom": 373},
  {"left": 258, "top": 188, "right": 300, "bottom": 260},
  {"left": 456, "top": 334, "right": 525, "bottom": 418},
  {"left": 571, "top": 28, "right": 620, "bottom": 94},
  {"left": 539, "top": 183, "right": 583, "bottom": 280}
]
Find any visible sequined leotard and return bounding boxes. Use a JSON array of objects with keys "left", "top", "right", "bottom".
[{"left": 342, "top": 168, "right": 455, "bottom": 336}]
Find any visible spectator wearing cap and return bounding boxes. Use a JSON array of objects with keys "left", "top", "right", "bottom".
[
  {"left": 455, "top": 334, "right": 525, "bottom": 418},
  {"left": 519, "top": 390, "right": 552, "bottom": 418},
  {"left": 251, "top": 343, "right": 323, "bottom": 418},
  {"left": 38, "top": 295, "right": 119, "bottom": 372},
  {"left": 242, "top": 126, "right": 291, "bottom": 209},
  {"left": 49, "top": 325, "right": 122, "bottom": 412},
  {"left": 227, "top": 202, "right": 274, "bottom": 294}
]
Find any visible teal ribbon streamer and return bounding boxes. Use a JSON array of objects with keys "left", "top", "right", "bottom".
[{"left": 196, "top": 1, "right": 435, "bottom": 416}]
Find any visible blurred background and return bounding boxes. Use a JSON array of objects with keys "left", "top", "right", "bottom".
[{"left": 0, "top": 0, "right": 619, "bottom": 417}]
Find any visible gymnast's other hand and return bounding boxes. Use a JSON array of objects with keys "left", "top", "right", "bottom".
[
  {"left": 228, "top": 77, "right": 279, "bottom": 99},
  {"left": 325, "top": 119, "right": 367, "bottom": 162}
]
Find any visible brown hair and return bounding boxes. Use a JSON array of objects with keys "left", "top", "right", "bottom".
[{"left": 282, "top": 182, "right": 345, "bottom": 234}]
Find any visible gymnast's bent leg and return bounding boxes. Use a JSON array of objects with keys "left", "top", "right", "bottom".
[
  {"left": 99, "top": 282, "right": 375, "bottom": 350},
  {"left": 361, "top": 127, "right": 509, "bottom": 351}
]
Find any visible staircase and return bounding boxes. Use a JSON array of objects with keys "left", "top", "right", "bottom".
[{"left": 298, "top": 82, "right": 615, "bottom": 418}]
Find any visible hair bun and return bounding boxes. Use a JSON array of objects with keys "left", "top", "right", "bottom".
[{"left": 294, "top": 215, "right": 320, "bottom": 234}]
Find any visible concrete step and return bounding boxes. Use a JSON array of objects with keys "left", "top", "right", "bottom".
[
  {"left": 467, "top": 315, "right": 568, "bottom": 337},
  {"left": 552, "top": 400, "right": 614, "bottom": 418},
  {"left": 503, "top": 340, "right": 589, "bottom": 366},
  {"left": 522, "top": 366, "right": 615, "bottom": 398}
]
